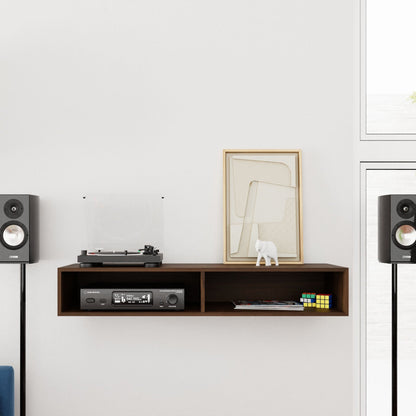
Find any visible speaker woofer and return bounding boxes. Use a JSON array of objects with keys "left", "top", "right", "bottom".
[
  {"left": 4, "top": 199, "right": 24, "bottom": 219},
  {"left": 392, "top": 221, "right": 416, "bottom": 249},
  {"left": 0, "top": 221, "right": 28, "bottom": 250}
]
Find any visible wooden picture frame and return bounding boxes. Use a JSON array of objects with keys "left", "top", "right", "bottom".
[{"left": 223, "top": 149, "right": 303, "bottom": 264}]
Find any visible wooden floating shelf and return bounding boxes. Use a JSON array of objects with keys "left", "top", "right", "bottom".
[{"left": 57, "top": 263, "right": 349, "bottom": 317}]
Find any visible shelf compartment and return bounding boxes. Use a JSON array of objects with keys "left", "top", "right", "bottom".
[
  {"left": 204, "top": 270, "right": 348, "bottom": 316},
  {"left": 58, "top": 268, "right": 201, "bottom": 315}
]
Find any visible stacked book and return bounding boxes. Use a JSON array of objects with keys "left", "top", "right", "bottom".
[{"left": 232, "top": 300, "right": 304, "bottom": 311}]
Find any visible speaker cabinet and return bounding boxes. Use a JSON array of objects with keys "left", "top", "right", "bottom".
[
  {"left": 378, "top": 194, "right": 416, "bottom": 263},
  {"left": 0, "top": 195, "right": 39, "bottom": 263}
]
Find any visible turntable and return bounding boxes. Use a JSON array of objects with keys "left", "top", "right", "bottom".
[{"left": 77, "top": 245, "right": 163, "bottom": 267}]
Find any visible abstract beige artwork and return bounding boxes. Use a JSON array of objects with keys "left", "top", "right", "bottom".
[{"left": 224, "top": 150, "right": 303, "bottom": 263}]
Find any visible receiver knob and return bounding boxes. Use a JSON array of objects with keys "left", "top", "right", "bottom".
[{"left": 167, "top": 294, "right": 178, "bottom": 305}]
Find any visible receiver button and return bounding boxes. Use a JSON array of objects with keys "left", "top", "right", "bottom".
[
  {"left": 86, "top": 298, "right": 95, "bottom": 303},
  {"left": 167, "top": 294, "right": 178, "bottom": 305}
]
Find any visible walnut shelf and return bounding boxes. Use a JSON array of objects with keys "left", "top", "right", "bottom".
[{"left": 57, "top": 263, "right": 348, "bottom": 317}]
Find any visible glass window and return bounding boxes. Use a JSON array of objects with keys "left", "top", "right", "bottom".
[
  {"left": 364, "top": 167, "right": 416, "bottom": 415},
  {"left": 364, "top": 0, "right": 416, "bottom": 137}
]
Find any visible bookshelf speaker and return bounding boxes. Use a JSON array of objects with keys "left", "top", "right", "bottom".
[
  {"left": 378, "top": 194, "right": 416, "bottom": 263},
  {"left": 0, "top": 195, "right": 39, "bottom": 263}
]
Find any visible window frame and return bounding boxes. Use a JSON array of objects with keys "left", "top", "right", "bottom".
[
  {"left": 360, "top": 0, "right": 416, "bottom": 141},
  {"left": 360, "top": 162, "right": 416, "bottom": 415}
]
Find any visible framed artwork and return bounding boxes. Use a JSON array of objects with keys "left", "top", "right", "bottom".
[{"left": 223, "top": 149, "right": 303, "bottom": 264}]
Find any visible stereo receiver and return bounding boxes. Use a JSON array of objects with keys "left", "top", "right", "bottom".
[{"left": 80, "top": 288, "right": 184, "bottom": 311}]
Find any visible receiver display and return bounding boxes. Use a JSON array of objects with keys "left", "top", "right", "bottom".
[{"left": 112, "top": 291, "right": 152, "bottom": 305}]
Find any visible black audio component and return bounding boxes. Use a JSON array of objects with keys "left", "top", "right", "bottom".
[
  {"left": 80, "top": 288, "right": 184, "bottom": 310},
  {"left": 378, "top": 194, "right": 416, "bottom": 263},
  {"left": 0, "top": 195, "right": 39, "bottom": 263},
  {"left": 77, "top": 246, "right": 163, "bottom": 267}
]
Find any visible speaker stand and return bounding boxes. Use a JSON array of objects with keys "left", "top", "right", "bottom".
[
  {"left": 20, "top": 264, "right": 26, "bottom": 416},
  {"left": 392, "top": 263, "right": 397, "bottom": 416}
]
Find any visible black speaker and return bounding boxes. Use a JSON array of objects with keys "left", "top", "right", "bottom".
[
  {"left": 0, "top": 195, "right": 39, "bottom": 263},
  {"left": 378, "top": 194, "right": 416, "bottom": 263}
]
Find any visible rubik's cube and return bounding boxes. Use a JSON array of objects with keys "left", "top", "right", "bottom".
[
  {"left": 300, "top": 293, "right": 316, "bottom": 308},
  {"left": 316, "top": 294, "right": 333, "bottom": 309}
]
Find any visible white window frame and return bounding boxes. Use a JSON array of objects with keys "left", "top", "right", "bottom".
[
  {"left": 360, "top": 0, "right": 416, "bottom": 141},
  {"left": 360, "top": 162, "right": 416, "bottom": 415}
]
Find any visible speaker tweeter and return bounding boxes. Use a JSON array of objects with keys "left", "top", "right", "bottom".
[
  {"left": 396, "top": 199, "right": 415, "bottom": 219},
  {"left": 4, "top": 199, "right": 24, "bottom": 219}
]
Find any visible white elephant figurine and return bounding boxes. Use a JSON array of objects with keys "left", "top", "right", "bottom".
[{"left": 255, "top": 239, "right": 279, "bottom": 266}]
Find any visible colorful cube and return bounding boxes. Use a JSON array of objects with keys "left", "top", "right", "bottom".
[
  {"left": 300, "top": 292, "right": 316, "bottom": 308},
  {"left": 316, "top": 294, "right": 333, "bottom": 309}
]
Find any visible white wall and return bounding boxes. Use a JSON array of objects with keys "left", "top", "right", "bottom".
[{"left": 0, "top": 1, "right": 354, "bottom": 415}]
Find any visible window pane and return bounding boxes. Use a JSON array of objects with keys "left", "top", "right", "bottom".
[{"left": 366, "top": 0, "right": 416, "bottom": 134}]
